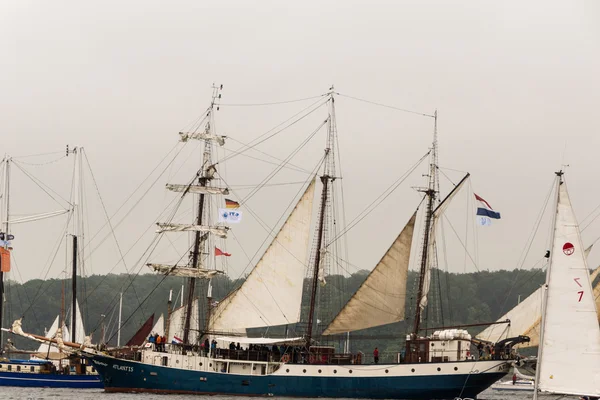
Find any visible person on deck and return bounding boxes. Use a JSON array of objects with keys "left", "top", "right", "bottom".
[
  {"left": 373, "top": 347, "right": 379, "bottom": 364},
  {"left": 204, "top": 338, "right": 210, "bottom": 356},
  {"left": 156, "top": 334, "right": 162, "bottom": 352}
]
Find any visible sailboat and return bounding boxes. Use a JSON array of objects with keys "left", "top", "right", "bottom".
[
  {"left": 0, "top": 152, "right": 102, "bottom": 388},
  {"left": 530, "top": 171, "right": 600, "bottom": 399},
  {"left": 11, "top": 89, "right": 512, "bottom": 398}
]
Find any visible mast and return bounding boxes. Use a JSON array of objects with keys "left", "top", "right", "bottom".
[
  {"left": 71, "top": 234, "right": 78, "bottom": 341},
  {"left": 306, "top": 89, "right": 336, "bottom": 344},
  {"left": 182, "top": 84, "right": 222, "bottom": 345},
  {"left": 412, "top": 110, "right": 438, "bottom": 336},
  {"left": 117, "top": 292, "right": 123, "bottom": 347},
  {"left": 0, "top": 157, "right": 10, "bottom": 351},
  {"left": 533, "top": 170, "right": 563, "bottom": 400}
]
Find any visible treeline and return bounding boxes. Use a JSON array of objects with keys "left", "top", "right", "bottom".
[{"left": 2, "top": 268, "right": 546, "bottom": 355}]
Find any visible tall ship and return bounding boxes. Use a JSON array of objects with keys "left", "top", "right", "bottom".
[
  {"left": 0, "top": 151, "right": 102, "bottom": 388},
  {"left": 11, "top": 87, "right": 515, "bottom": 398}
]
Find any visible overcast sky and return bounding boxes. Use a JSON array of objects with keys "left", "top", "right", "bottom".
[{"left": 1, "top": 0, "right": 599, "bottom": 286}]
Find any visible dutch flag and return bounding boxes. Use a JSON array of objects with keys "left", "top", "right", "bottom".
[
  {"left": 475, "top": 194, "right": 501, "bottom": 226},
  {"left": 172, "top": 336, "right": 183, "bottom": 344}
]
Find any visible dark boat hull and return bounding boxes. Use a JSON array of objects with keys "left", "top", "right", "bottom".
[
  {"left": 88, "top": 353, "right": 507, "bottom": 399},
  {"left": 0, "top": 371, "right": 102, "bottom": 388}
]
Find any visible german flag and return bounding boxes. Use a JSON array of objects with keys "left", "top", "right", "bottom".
[{"left": 225, "top": 198, "right": 240, "bottom": 209}]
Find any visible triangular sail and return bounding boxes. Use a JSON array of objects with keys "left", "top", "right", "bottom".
[
  {"left": 168, "top": 298, "right": 200, "bottom": 344},
  {"left": 476, "top": 284, "right": 543, "bottom": 345},
  {"left": 477, "top": 264, "right": 600, "bottom": 347},
  {"left": 323, "top": 212, "right": 416, "bottom": 335},
  {"left": 152, "top": 314, "right": 165, "bottom": 337},
  {"left": 536, "top": 178, "right": 600, "bottom": 397},
  {"left": 37, "top": 315, "right": 60, "bottom": 353},
  {"left": 125, "top": 314, "right": 155, "bottom": 347},
  {"left": 209, "top": 179, "right": 316, "bottom": 332}
]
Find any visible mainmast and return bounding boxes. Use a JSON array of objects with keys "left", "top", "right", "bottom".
[
  {"left": 412, "top": 110, "right": 438, "bottom": 336},
  {"left": 306, "top": 89, "right": 336, "bottom": 344}
]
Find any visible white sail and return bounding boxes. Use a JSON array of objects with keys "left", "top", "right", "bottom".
[
  {"left": 179, "top": 131, "right": 225, "bottom": 146},
  {"left": 166, "top": 184, "right": 229, "bottom": 195},
  {"left": 37, "top": 315, "right": 60, "bottom": 353},
  {"left": 147, "top": 264, "right": 223, "bottom": 278},
  {"left": 152, "top": 314, "right": 165, "bottom": 337},
  {"left": 477, "top": 263, "right": 600, "bottom": 347},
  {"left": 156, "top": 223, "right": 229, "bottom": 238},
  {"left": 168, "top": 298, "right": 200, "bottom": 344},
  {"left": 419, "top": 174, "right": 470, "bottom": 311},
  {"left": 476, "top": 284, "right": 543, "bottom": 345},
  {"left": 209, "top": 179, "right": 316, "bottom": 332},
  {"left": 323, "top": 212, "right": 416, "bottom": 335},
  {"left": 536, "top": 179, "right": 600, "bottom": 397}
]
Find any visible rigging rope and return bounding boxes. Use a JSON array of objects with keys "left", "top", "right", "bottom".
[
  {"left": 218, "top": 97, "right": 329, "bottom": 165},
  {"left": 219, "top": 93, "right": 328, "bottom": 107},
  {"left": 335, "top": 92, "right": 435, "bottom": 118},
  {"left": 326, "top": 151, "right": 431, "bottom": 247}
]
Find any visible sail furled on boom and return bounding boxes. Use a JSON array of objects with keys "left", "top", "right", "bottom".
[
  {"left": 418, "top": 173, "right": 470, "bottom": 311},
  {"left": 179, "top": 131, "right": 226, "bottom": 146},
  {"left": 209, "top": 179, "right": 316, "bottom": 332},
  {"left": 323, "top": 212, "right": 416, "bottom": 335},
  {"left": 156, "top": 223, "right": 229, "bottom": 238},
  {"left": 147, "top": 264, "right": 223, "bottom": 278},
  {"left": 166, "top": 184, "right": 229, "bottom": 195}
]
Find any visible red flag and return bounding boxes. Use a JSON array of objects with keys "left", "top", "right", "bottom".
[
  {"left": 215, "top": 247, "right": 231, "bottom": 257},
  {"left": 0, "top": 248, "right": 10, "bottom": 272}
]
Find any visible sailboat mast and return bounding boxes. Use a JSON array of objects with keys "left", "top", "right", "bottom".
[
  {"left": 532, "top": 170, "right": 563, "bottom": 400},
  {"left": 306, "top": 174, "right": 329, "bottom": 344},
  {"left": 412, "top": 110, "right": 438, "bottom": 336},
  {"left": 182, "top": 176, "right": 206, "bottom": 344},
  {"left": 306, "top": 91, "right": 336, "bottom": 344},
  {"left": 0, "top": 157, "right": 10, "bottom": 351},
  {"left": 72, "top": 234, "right": 78, "bottom": 341},
  {"left": 182, "top": 85, "right": 220, "bottom": 345}
]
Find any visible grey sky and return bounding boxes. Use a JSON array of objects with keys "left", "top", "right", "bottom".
[{"left": 1, "top": 0, "right": 599, "bottom": 283}]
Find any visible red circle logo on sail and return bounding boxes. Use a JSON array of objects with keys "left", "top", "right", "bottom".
[{"left": 563, "top": 242, "right": 575, "bottom": 256}]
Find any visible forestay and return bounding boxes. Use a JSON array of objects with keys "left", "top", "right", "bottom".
[
  {"left": 323, "top": 212, "right": 416, "bottom": 335},
  {"left": 209, "top": 179, "right": 316, "bottom": 332},
  {"left": 536, "top": 179, "right": 600, "bottom": 397}
]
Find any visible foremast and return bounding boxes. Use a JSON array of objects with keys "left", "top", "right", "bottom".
[
  {"left": 150, "top": 84, "right": 227, "bottom": 345},
  {"left": 412, "top": 110, "right": 439, "bottom": 337},
  {"left": 306, "top": 89, "right": 337, "bottom": 345}
]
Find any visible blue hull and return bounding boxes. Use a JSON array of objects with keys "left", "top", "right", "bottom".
[
  {"left": 0, "top": 371, "right": 103, "bottom": 389},
  {"left": 88, "top": 354, "right": 505, "bottom": 399}
]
